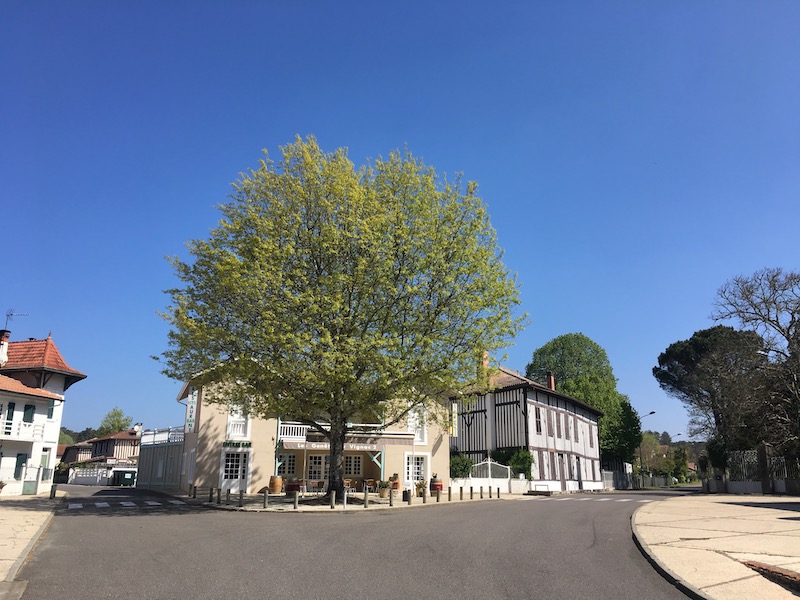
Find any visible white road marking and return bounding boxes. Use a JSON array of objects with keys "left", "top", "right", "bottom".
[
  {"left": 94, "top": 502, "right": 111, "bottom": 508},
  {"left": 168, "top": 500, "right": 185, "bottom": 505},
  {"left": 616, "top": 499, "right": 633, "bottom": 502},
  {"left": 144, "top": 500, "right": 162, "bottom": 506},
  {"left": 120, "top": 501, "right": 136, "bottom": 507},
  {"left": 637, "top": 499, "right": 653, "bottom": 503},
  {"left": 68, "top": 503, "right": 83, "bottom": 510}
]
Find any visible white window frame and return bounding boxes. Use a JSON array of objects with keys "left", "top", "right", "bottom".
[
  {"left": 404, "top": 451, "right": 429, "bottom": 484},
  {"left": 407, "top": 407, "right": 426, "bottom": 445},
  {"left": 307, "top": 454, "right": 329, "bottom": 481},
  {"left": 277, "top": 453, "right": 296, "bottom": 476},
  {"left": 344, "top": 455, "right": 362, "bottom": 476},
  {"left": 226, "top": 407, "right": 250, "bottom": 440}
]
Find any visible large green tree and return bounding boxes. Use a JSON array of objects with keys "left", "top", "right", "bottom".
[
  {"left": 653, "top": 325, "right": 769, "bottom": 450},
  {"left": 525, "top": 333, "right": 641, "bottom": 463},
  {"left": 97, "top": 407, "right": 133, "bottom": 437},
  {"left": 160, "top": 136, "right": 524, "bottom": 499}
]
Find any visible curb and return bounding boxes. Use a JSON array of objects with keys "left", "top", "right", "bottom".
[{"left": 630, "top": 504, "right": 709, "bottom": 600}]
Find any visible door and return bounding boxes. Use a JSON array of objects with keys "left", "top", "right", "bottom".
[
  {"left": 557, "top": 453, "right": 566, "bottom": 491},
  {"left": 221, "top": 451, "right": 249, "bottom": 492},
  {"left": 576, "top": 457, "right": 583, "bottom": 490}
]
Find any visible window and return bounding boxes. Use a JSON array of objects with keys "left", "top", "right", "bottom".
[
  {"left": 223, "top": 452, "right": 247, "bottom": 480},
  {"left": 535, "top": 406, "right": 542, "bottom": 434},
  {"left": 227, "top": 408, "right": 249, "bottom": 439},
  {"left": 565, "top": 415, "right": 570, "bottom": 440},
  {"left": 405, "top": 454, "right": 427, "bottom": 482},
  {"left": 547, "top": 410, "right": 553, "bottom": 437},
  {"left": 407, "top": 407, "right": 426, "bottom": 443},
  {"left": 23, "top": 404, "right": 35, "bottom": 423},
  {"left": 574, "top": 416, "right": 579, "bottom": 443},
  {"left": 47, "top": 399, "right": 55, "bottom": 419},
  {"left": 344, "top": 455, "right": 362, "bottom": 476},
  {"left": 555, "top": 413, "right": 562, "bottom": 438},
  {"left": 277, "top": 453, "right": 296, "bottom": 476},
  {"left": 307, "top": 455, "right": 328, "bottom": 480},
  {"left": 589, "top": 427, "right": 594, "bottom": 448}
]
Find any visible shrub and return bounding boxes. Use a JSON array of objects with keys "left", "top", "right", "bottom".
[{"left": 450, "top": 454, "right": 473, "bottom": 478}]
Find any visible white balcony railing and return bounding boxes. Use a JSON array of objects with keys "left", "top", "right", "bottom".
[
  {"left": 227, "top": 419, "right": 249, "bottom": 440},
  {"left": 0, "top": 420, "right": 45, "bottom": 441},
  {"left": 140, "top": 426, "right": 185, "bottom": 446}
]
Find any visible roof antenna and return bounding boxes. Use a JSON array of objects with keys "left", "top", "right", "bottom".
[{"left": 5, "top": 308, "right": 30, "bottom": 329}]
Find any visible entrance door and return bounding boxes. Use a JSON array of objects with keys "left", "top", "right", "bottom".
[
  {"left": 557, "top": 453, "right": 566, "bottom": 491},
  {"left": 576, "top": 457, "right": 583, "bottom": 490},
  {"left": 221, "top": 451, "right": 249, "bottom": 492}
]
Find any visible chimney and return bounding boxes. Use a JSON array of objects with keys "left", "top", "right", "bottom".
[
  {"left": 0, "top": 330, "right": 10, "bottom": 367},
  {"left": 546, "top": 371, "right": 556, "bottom": 391}
]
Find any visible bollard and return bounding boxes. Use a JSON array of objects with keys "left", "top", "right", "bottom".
[
  {"left": 209, "top": 487, "right": 214, "bottom": 503},
  {"left": 407, "top": 489, "right": 412, "bottom": 505},
  {"left": 489, "top": 486, "right": 492, "bottom": 498},
  {"left": 50, "top": 484, "right": 57, "bottom": 499},
  {"left": 389, "top": 488, "right": 394, "bottom": 507},
  {"left": 480, "top": 486, "right": 484, "bottom": 499},
  {"left": 226, "top": 489, "right": 231, "bottom": 505},
  {"left": 238, "top": 490, "right": 244, "bottom": 507},
  {"left": 263, "top": 490, "right": 268, "bottom": 508},
  {"left": 460, "top": 487, "right": 464, "bottom": 501},
  {"left": 330, "top": 490, "right": 336, "bottom": 509},
  {"left": 363, "top": 488, "right": 369, "bottom": 508},
  {"left": 216, "top": 488, "right": 221, "bottom": 504},
  {"left": 294, "top": 491, "right": 299, "bottom": 510},
  {"left": 343, "top": 489, "right": 348, "bottom": 509},
  {"left": 423, "top": 488, "right": 427, "bottom": 504},
  {"left": 436, "top": 489, "right": 441, "bottom": 503},
  {"left": 470, "top": 486, "right": 474, "bottom": 500},
  {"left": 192, "top": 485, "right": 197, "bottom": 499},
  {"left": 448, "top": 486, "right": 452, "bottom": 502},
  {"left": 497, "top": 487, "right": 501, "bottom": 498}
]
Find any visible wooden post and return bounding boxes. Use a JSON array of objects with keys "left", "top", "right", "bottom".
[
  {"left": 238, "top": 490, "right": 244, "bottom": 507},
  {"left": 389, "top": 488, "right": 394, "bottom": 507},
  {"left": 497, "top": 487, "right": 501, "bottom": 498},
  {"left": 480, "top": 486, "right": 484, "bottom": 499},
  {"left": 436, "top": 489, "right": 441, "bottom": 503},
  {"left": 470, "top": 486, "right": 474, "bottom": 500},
  {"left": 363, "top": 488, "right": 369, "bottom": 508},
  {"left": 488, "top": 486, "right": 492, "bottom": 498},
  {"left": 209, "top": 487, "right": 214, "bottom": 503},
  {"left": 263, "top": 490, "right": 268, "bottom": 508},
  {"left": 460, "top": 487, "right": 463, "bottom": 501},
  {"left": 192, "top": 485, "right": 197, "bottom": 499},
  {"left": 216, "top": 488, "right": 221, "bottom": 504},
  {"left": 225, "top": 489, "right": 231, "bottom": 505},
  {"left": 294, "top": 491, "right": 299, "bottom": 509},
  {"left": 423, "top": 488, "right": 427, "bottom": 504},
  {"left": 448, "top": 486, "right": 452, "bottom": 502},
  {"left": 407, "top": 489, "right": 412, "bottom": 505},
  {"left": 330, "top": 490, "right": 336, "bottom": 509}
]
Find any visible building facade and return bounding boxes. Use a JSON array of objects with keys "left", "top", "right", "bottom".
[
  {"left": 0, "top": 330, "right": 86, "bottom": 496},
  {"left": 451, "top": 367, "right": 604, "bottom": 492},
  {"left": 140, "top": 380, "right": 450, "bottom": 495}
]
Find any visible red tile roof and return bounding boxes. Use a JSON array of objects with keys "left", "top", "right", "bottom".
[
  {"left": 92, "top": 429, "right": 141, "bottom": 442},
  {"left": 4, "top": 335, "right": 86, "bottom": 378},
  {"left": 0, "top": 373, "right": 62, "bottom": 399}
]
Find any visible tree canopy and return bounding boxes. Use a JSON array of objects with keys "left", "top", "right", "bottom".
[
  {"left": 97, "top": 407, "right": 133, "bottom": 437},
  {"left": 525, "top": 332, "right": 641, "bottom": 463},
  {"left": 160, "top": 136, "right": 524, "bottom": 497}
]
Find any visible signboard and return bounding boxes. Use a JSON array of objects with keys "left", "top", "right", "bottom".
[
  {"left": 185, "top": 387, "right": 198, "bottom": 433},
  {"left": 222, "top": 441, "right": 252, "bottom": 448}
]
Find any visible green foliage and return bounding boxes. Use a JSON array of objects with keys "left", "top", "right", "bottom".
[
  {"left": 653, "top": 325, "right": 768, "bottom": 449},
  {"left": 97, "top": 407, "right": 133, "bottom": 437},
  {"left": 507, "top": 449, "right": 535, "bottom": 480},
  {"left": 159, "top": 136, "right": 524, "bottom": 497},
  {"left": 450, "top": 454, "right": 474, "bottom": 478},
  {"left": 59, "top": 429, "right": 75, "bottom": 445},
  {"left": 706, "top": 437, "right": 728, "bottom": 470},
  {"left": 526, "top": 332, "right": 640, "bottom": 463},
  {"left": 672, "top": 446, "right": 689, "bottom": 482}
]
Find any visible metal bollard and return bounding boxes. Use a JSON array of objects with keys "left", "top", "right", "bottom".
[
  {"left": 343, "top": 489, "right": 348, "bottom": 509},
  {"left": 226, "top": 489, "right": 231, "bottom": 505},
  {"left": 363, "top": 488, "right": 369, "bottom": 508},
  {"left": 263, "top": 490, "right": 269, "bottom": 508},
  {"left": 330, "top": 490, "right": 336, "bottom": 509},
  {"left": 423, "top": 488, "right": 427, "bottom": 504},
  {"left": 407, "top": 489, "right": 412, "bottom": 505},
  {"left": 436, "top": 489, "right": 441, "bottom": 503},
  {"left": 216, "top": 488, "right": 221, "bottom": 504},
  {"left": 497, "top": 487, "right": 501, "bottom": 498},
  {"left": 389, "top": 488, "right": 394, "bottom": 507},
  {"left": 470, "top": 486, "right": 474, "bottom": 500},
  {"left": 460, "top": 487, "right": 464, "bottom": 501},
  {"left": 50, "top": 484, "right": 57, "bottom": 499},
  {"left": 209, "top": 487, "right": 214, "bottom": 503},
  {"left": 294, "top": 491, "right": 299, "bottom": 510},
  {"left": 489, "top": 486, "right": 492, "bottom": 498},
  {"left": 192, "top": 485, "right": 197, "bottom": 499},
  {"left": 238, "top": 490, "right": 244, "bottom": 507},
  {"left": 480, "top": 486, "right": 484, "bottom": 499},
  {"left": 448, "top": 486, "right": 452, "bottom": 502}
]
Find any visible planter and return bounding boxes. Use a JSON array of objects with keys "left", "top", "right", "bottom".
[
  {"left": 379, "top": 487, "right": 389, "bottom": 499},
  {"left": 390, "top": 481, "right": 400, "bottom": 490},
  {"left": 429, "top": 477, "right": 443, "bottom": 493},
  {"left": 285, "top": 478, "right": 303, "bottom": 494}
]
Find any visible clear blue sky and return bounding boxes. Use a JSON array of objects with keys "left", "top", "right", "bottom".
[{"left": 3, "top": 2, "right": 798, "bottom": 438}]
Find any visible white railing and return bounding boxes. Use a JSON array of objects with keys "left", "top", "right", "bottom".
[
  {"left": 141, "top": 426, "right": 185, "bottom": 445},
  {"left": 279, "top": 422, "right": 393, "bottom": 440},
  {"left": 227, "top": 419, "right": 248, "bottom": 439},
  {"left": 280, "top": 423, "right": 310, "bottom": 440},
  {"left": 0, "top": 420, "right": 45, "bottom": 441}
]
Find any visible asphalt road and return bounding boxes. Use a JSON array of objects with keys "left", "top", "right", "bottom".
[{"left": 20, "top": 487, "right": 693, "bottom": 600}]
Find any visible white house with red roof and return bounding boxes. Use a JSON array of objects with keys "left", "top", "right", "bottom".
[{"left": 0, "top": 329, "right": 86, "bottom": 495}]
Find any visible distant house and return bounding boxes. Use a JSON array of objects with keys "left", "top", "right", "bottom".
[
  {"left": 67, "top": 429, "right": 141, "bottom": 487},
  {"left": 0, "top": 330, "right": 86, "bottom": 496},
  {"left": 450, "top": 367, "right": 604, "bottom": 492}
]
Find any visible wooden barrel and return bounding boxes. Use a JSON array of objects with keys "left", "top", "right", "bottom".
[
  {"left": 269, "top": 475, "right": 283, "bottom": 494},
  {"left": 430, "top": 477, "right": 443, "bottom": 492}
]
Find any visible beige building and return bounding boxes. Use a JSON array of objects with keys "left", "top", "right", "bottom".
[{"left": 170, "top": 380, "right": 450, "bottom": 495}]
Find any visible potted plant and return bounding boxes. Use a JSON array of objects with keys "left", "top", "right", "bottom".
[
  {"left": 378, "top": 480, "right": 391, "bottom": 498},
  {"left": 389, "top": 473, "right": 400, "bottom": 490},
  {"left": 429, "top": 472, "right": 442, "bottom": 493},
  {"left": 415, "top": 480, "right": 426, "bottom": 497}
]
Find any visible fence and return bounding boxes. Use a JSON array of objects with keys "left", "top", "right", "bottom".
[{"left": 705, "top": 446, "right": 800, "bottom": 495}]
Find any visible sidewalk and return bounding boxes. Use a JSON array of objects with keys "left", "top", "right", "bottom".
[
  {"left": 0, "top": 491, "right": 64, "bottom": 600},
  {"left": 632, "top": 494, "right": 800, "bottom": 600}
]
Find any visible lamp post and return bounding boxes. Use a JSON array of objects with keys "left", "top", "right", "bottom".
[{"left": 638, "top": 411, "right": 655, "bottom": 489}]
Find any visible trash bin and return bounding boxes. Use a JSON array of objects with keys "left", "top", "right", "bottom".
[{"left": 402, "top": 490, "right": 410, "bottom": 502}]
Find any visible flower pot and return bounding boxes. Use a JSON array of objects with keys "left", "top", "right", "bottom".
[
  {"left": 429, "top": 477, "right": 443, "bottom": 492},
  {"left": 379, "top": 488, "right": 389, "bottom": 498}
]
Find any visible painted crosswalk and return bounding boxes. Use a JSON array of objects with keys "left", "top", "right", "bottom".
[
  {"left": 65, "top": 498, "right": 191, "bottom": 512},
  {"left": 534, "top": 497, "right": 653, "bottom": 503}
]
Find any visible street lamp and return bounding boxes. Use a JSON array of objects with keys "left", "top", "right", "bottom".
[{"left": 638, "top": 411, "right": 655, "bottom": 489}]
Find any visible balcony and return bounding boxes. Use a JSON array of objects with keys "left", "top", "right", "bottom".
[
  {"left": 0, "top": 420, "right": 45, "bottom": 442},
  {"left": 140, "top": 426, "right": 185, "bottom": 446}
]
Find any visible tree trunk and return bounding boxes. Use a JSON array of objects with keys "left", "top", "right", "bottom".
[{"left": 327, "top": 413, "right": 348, "bottom": 501}]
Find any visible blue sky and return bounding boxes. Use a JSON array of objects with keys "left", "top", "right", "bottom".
[{"left": 3, "top": 2, "right": 798, "bottom": 438}]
